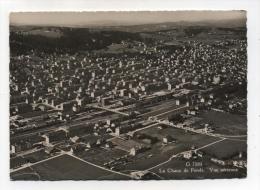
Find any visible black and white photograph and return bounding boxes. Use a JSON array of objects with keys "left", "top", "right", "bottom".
[{"left": 8, "top": 11, "right": 248, "bottom": 180}]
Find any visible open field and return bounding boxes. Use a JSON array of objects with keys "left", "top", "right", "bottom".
[
  {"left": 11, "top": 154, "right": 130, "bottom": 180},
  {"left": 202, "top": 139, "right": 247, "bottom": 159},
  {"left": 20, "top": 29, "right": 63, "bottom": 38},
  {"left": 10, "top": 167, "right": 41, "bottom": 180},
  {"left": 94, "top": 43, "right": 138, "bottom": 54},
  {"left": 198, "top": 110, "right": 247, "bottom": 135}
]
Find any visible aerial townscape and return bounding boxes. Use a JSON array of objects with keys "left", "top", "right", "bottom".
[{"left": 9, "top": 12, "right": 247, "bottom": 180}]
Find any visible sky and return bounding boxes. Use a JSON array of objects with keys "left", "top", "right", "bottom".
[{"left": 10, "top": 11, "right": 246, "bottom": 27}]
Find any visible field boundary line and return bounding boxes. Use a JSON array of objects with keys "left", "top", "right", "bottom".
[
  {"left": 10, "top": 152, "right": 65, "bottom": 173},
  {"left": 67, "top": 153, "right": 132, "bottom": 178}
]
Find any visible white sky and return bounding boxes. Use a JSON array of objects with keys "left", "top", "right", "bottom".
[{"left": 10, "top": 11, "right": 246, "bottom": 26}]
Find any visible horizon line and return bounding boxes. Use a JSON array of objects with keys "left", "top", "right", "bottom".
[{"left": 10, "top": 11, "right": 246, "bottom": 27}]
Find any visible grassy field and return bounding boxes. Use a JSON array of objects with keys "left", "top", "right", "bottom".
[
  {"left": 202, "top": 139, "right": 247, "bottom": 159},
  {"left": 94, "top": 43, "right": 137, "bottom": 54},
  {"left": 21, "top": 29, "right": 62, "bottom": 38},
  {"left": 11, "top": 167, "right": 40, "bottom": 180},
  {"left": 198, "top": 110, "right": 247, "bottom": 135},
  {"left": 11, "top": 154, "right": 130, "bottom": 180}
]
